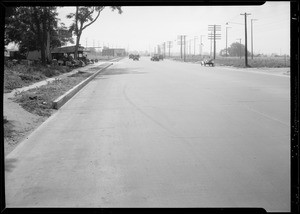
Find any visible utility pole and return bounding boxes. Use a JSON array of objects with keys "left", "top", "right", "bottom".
[
  {"left": 210, "top": 32, "right": 212, "bottom": 58},
  {"left": 163, "top": 42, "right": 166, "bottom": 58},
  {"left": 194, "top": 36, "right": 197, "bottom": 56},
  {"left": 178, "top": 35, "right": 185, "bottom": 59},
  {"left": 208, "top": 25, "right": 221, "bottom": 59},
  {"left": 189, "top": 39, "right": 192, "bottom": 57},
  {"left": 251, "top": 19, "right": 258, "bottom": 59},
  {"left": 183, "top": 35, "right": 186, "bottom": 62},
  {"left": 241, "top": 13, "right": 251, "bottom": 67},
  {"left": 199, "top": 35, "right": 205, "bottom": 57},
  {"left": 237, "top": 38, "right": 242, "bottom": 59},
  {"left": 226, "top": 27, "right": 231, "bottom": 57},
  {"left": 214, "top": 25, "right": 216, "bottom": 59},
  {"left": 167, "top": 41, "right": 172, "bottom": 57},
  {"left": 180, "top": 36, "right": 183, "bottom": 59}
]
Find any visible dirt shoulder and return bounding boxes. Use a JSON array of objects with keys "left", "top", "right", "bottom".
[
  {"left": 3, "top": 62, "right": 112, "bottom": 156},
  {"left": 4, "top": 94, "right": 48, "bottom": 155}
]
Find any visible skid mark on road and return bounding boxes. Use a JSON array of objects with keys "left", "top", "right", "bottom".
[
  {"left": 240, "top": 103, "right": 289, "bottom": 127},
  {"left": 122, "top": 84, "right": 231, "bottom": 196},
  {"left": 122, "top": 85, "right": 179, "bottom": 138},
  {"left": 122, "top": 85, "right": 219, "bottom": 139}
]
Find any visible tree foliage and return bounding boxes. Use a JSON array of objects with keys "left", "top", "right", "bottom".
[
  {"left": 5, "top": 7, "right": 73, "bottom": 64},
  {"left": 220, "top": 42, "right": 251, "bottom": 57},
  {"left": 67, "top": 6, "right": 122, "bottom": 59}
]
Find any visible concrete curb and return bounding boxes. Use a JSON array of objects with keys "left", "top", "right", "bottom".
[{"left": 52, "top": 63, "right": 113, "bottom": 110}]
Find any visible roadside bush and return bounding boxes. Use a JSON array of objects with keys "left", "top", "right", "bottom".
[
  {"left": 19, "top": 73, "right": 35, "bottom": 82},
  {"left": 42, "top": 67, "right": 60, "bottom": 77},
  {"left": 4, "top": 75, "right": 24, "bottom": 91},
  {"left": 26, "top": 67, "right": 35, "bottom": 73}
]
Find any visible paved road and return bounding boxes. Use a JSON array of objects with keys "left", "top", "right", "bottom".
[{"left": 5, "top": 57, "right": 290, "bottom": 211}]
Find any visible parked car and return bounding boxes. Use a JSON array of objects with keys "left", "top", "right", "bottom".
[{"left": 201, "top": 59, "right": 214, "bottom": 66}]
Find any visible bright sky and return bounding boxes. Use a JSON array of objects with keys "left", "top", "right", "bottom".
[{"left": 57, "top": 2, "right": 290, "bottom": 55}]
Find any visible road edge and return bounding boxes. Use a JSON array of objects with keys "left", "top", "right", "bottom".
[{"left": 52, "top": 63, "right": 113, "bottom": 109}]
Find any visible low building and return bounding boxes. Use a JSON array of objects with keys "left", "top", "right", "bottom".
[
  {"left": 102, "top": 48, "right": 126, "bottom": 57},
  {"left": 4, "top": 49, "right": 22, "bottom": 59},
  {"left": 51, "top": 45, "right": 85, "bottom": 59}
]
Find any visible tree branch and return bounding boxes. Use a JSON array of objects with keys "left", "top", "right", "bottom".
[{"left": 81, "top": 7, "right": 103, "bottom": 31}]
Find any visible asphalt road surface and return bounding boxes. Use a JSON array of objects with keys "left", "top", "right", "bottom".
[{"left": 5, "top": 57, "right": 290, "bottom": 211}]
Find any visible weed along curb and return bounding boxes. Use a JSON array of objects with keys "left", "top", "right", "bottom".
[{"left": 52, "top": 63, "right": 113, "bottom": 109}]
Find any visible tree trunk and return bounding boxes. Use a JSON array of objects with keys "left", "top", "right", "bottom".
[
  {"left": 40, "top": 8, "right": 48, "bottom": 65},
  {"left": 46, "top": 31, "right": 51, "bottom": 61},
  {"left": 41, "top": 19, "right": 47, "bottom": 65},
  {"left": 74, "top": 6, "right": 79, "bottom": 60},
  {"left": 33, "top": 8, "right": 43, "bottom": 64},
  {"left": 75, "top": 32, "right": 81, "bottom": 60}
]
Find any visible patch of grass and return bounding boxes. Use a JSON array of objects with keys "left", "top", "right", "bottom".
[
  {"left": 4, "top": 72, "right": 24, "bottom": 92},
  {"left": 4, "top": 117, "right": 14, "bottom": 138},
  {"left": 215, "top": 56, "right": 290, "bottom": 68},
  {"left": 13, "top": 72, "right": 92, "bottom": 117},
  {"left": 170, "top": 56, "right": 290, "bottom": 68},
  {"left": 4, "top": 64, "right": 72, "bottom": 93}
]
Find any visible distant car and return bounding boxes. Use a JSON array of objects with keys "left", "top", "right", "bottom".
[
  {"left": 132, "top": 54, "right": 140, "bottom": 61},
  {"left": 151, "top": 56, "right": 159, "bottom": 61},
  {"left": 151, "top": 54, "right": 160, "bottom": 61},
  {"left": 201, "top": 59, "right": 214, "bottom": 67},
  {"left": 158, "top": 54, "right": 164, "bottom": 60},
  {"left": 129, "top": 54, "right": 134, "bottom": 59}
]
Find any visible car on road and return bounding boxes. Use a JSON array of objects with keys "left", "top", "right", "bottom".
[
  {"left": 201, "top": 59, "right": 214, "bottom": 67},
  {"left": 132, "top": 54, "right": 140, "bottom": 61},
  {"left": 151, "top": 54, "right": 161, "bottom": 61},
  {"left": 129, "top": 54, "right": 134, "bottom": 59}
]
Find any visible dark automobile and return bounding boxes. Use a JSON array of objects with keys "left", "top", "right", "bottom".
[
  {"left": 151, "top": 54, "right": 160, "bottom": 61},
  {"left": 201, "top": 59, "right": 214, "bottom": 66},
  {"left": 132, "top": 54, "right": 140, "bottom": 61},
  {"left": 129, "top": 54, "right": 134, "bottom": 59}
]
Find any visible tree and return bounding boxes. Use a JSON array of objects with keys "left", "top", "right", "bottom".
[
  {"left": 52, "top": 23, "right": 74, "bottom": 48},
  {"left": 67, "top": 6, "right": 122, "bottom": 59},
  {"left": 5, "top": 7, "right": 73, "bottom": 64},
  {"left": 220, "top": 42, "right": 251, "bottom": 57}
]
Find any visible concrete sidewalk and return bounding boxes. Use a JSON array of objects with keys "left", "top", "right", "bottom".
[{"left": 5, "top": 61, "right": 110, "bottom": 99}]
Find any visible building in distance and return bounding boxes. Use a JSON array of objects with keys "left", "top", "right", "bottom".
[{"left": 102, "top": 48, "right": 126, "bottom": 57}]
